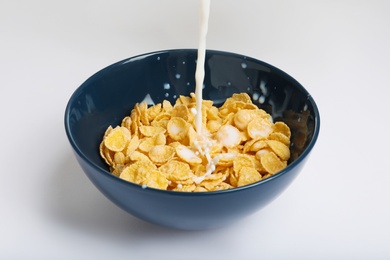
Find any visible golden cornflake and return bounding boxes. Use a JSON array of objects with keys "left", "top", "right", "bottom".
[
  {"left": 119, "top": 160, "right": 156, "bottom": 183},
  {"left": 155, "top": 132, "right": 167, "bottom": 145},
  {"left": 261, "top": 151, "right": 287, "bottom": 174},
  {"left": 148, "top": 145, "right": 175, "bottom": 164},
  {"left": 138, "top": 133, "right": 166, "bottom": 153},
  {"left": 229, "top": 170, "right": 239, "bottom": 187},
  {"left": 233, "top": 154, "right": 255, "bottom": 177},
  {"left": 167, "top": 117, "right": 188, "bottom": 141},
  {"left": 211, "top": 182, "right": 233, "bottom": 191},
  {"left": 215, "top": 124, "right": 241, "bottom": 148},
  {"left": 250, "top": 140, "right": 268, "bottom": 152},
  {"left": 206, "top": 119, "right": 222, "bottom": 133},
  {"left": 129, "top": 150, "right": 150, "bottom": 162},
  {"left": 111, "top": 164, "right": 125, "bottom": 177},
  {"left": 273, "top": 121, "right": 291, "bottom": 139},
  {"left": 178, "top": 95, "right": 193, "bottom": 105},
  {"left": 268, "top": 132, "right": 291, "bottom": 146},
  {"left": 231, "top": 93, "right": 252, "bottom": 103},
  {"left": 194, "top": 186, "right": 208, "bottom": 192},
  {"left": 266, "top": 140, "right": 290, "bottom": 161},
  {"left": 114, "top": 151, "right": 126, "bottom": 165},
  {"left": 138, "top": 137, "right": 155, "bottom": 153},
  {"left": 162, "top": 100, "right": 173, "bottom": 112},
  {"left": 152, "top": 112, "right": 171, "bottom": 123},
  {"left": 151, "top": 118, "right": 169, "bottom": 129},
  {"left": 206, "top": 106, "right": 220, "bottom": 120},
  {"left": 121, "top": 116, "right": 132, "bottom": 131},
  {"left": 172, "top": 104, "right": 190, "bottom": 121},
  {"left": 142, "top": 170, "right": 169, "bottom": 190},
  {"left": 187, "top": 125, "right": 198, "bottom": 146},
  {"left": 126, "top": 135, "right": 140, "bottom": 157},
  {"left": 159, "top": 160, "right": 194, "bottom": 182},
  {"left": 138, "top": 102, "right": 149, "bottom": 125},
  {"left": 147, "top": 103, "right": 162, "bottom": 121},
  {"left": 223, "top": 114, "right": 236, "bottom": 127},
  {"left": 172, "top": 184, "right": 196, "bottom": 192},
  {"left": 216, "top": 152, "right": 236, "bottom": 167},
  {"left": 234, "top": 109, "right": 269, "bottom": 131},
  {"left": 199, "top": 172, "right": 225, "bottom": 190},
  {"left": 139, "top": 125, "right": 166, "bottom": 137},
  {"left": 234, "top": 109, "right": 255, "bottom": 130},
  {"left": 176, "top": 144, "right": 202, "bottom": 165},
  {"left": 237, "top": 166, "right": 262, "bottom": 187},
  {"left": 242, "top": 138, "right": 259, "bottom": 153},
  {"left": 104, "top": 126, "right": 131, "bottom": 152},
  {"left": 247, "top": 117, "right": 272, "bottom": 139},
  {"left": 100, "top": 142, "right": 114, "bottom": 165},
  {"left": 192, "top": 164, "right": 207, "bottom": 177}
]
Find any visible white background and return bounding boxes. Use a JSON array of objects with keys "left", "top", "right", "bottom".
[{"left": 1, "top": 0, "right": 390, "bottom": 259}]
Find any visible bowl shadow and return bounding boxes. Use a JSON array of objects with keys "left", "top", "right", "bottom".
[{"left": 44, "top": 149, "right": 236, "bottom": 241}]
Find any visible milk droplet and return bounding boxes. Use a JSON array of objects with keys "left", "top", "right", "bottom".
[
  {"left": 303, "top": 104, "right": 308, "bottom": 111},
  {"left": 173, "top": 94, "right": 177, "bottom": 99},
  {"left": 259, "top": 95, "right": 266, "bottom": 104},
  {"left": 260, "top": 80, "right": 268, "bottom": 95},
  {"left": 163, "top": 83, "right": 170, "bottom": 90},
  {"left": 191, "top": 107, "right": 198, "bottom": 115},
  {"left": 157, "top": 56, "right": 160, "bottom": 61},
  {"left": 247, "top": 87, "right": 251, "bottom": 91},
  {"left": 182, "top": 61, "right": 186, "bottom": 64},
  {"left": 227, "top": 81, "right": 232, "bottom": 86},
  {"left": 165, "top": 93, "right": 169, "bottom": 97},
  {"left": 202, "top": 84, "right": 206, "bottom": 89},
  {"left": 187, "top": 82, "right": 190, "bottom": 86},
  {"left": 175, "top": 73, "right": 181, "bottom": 79},
  {"left": 241, "top": 62, "right": 248, "bottom": 69},
  {"left": 253, "top": 91, "right": 260, "bottom": 100},
  {"left": 142, "top": 184, "right": 147, "bottom": 189}
]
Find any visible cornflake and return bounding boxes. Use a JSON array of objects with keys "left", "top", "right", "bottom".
[{"left": 99, "top": 93, "right": 292, "bottom": 191}]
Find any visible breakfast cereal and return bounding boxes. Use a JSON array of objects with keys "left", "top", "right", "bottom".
[{"left": 99, "top": 93, "right": 291, "bottom": 191}]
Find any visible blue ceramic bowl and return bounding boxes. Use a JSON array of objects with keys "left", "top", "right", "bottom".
[{"left": 64, "top": 49, "right": 320, "bottom": 230}]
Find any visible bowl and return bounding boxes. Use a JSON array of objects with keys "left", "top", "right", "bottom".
[{"left": 64, "top": 49, "right": 320, "bottom": 230}]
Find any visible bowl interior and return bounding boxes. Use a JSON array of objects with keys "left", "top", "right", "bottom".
[{"left": 65, "top": 49, "right": 319, "bottom": 185}]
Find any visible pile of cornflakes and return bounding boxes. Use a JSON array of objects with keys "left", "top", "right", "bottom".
[{"left": 99, "top": 93, "right": 291, "bottom": 192}]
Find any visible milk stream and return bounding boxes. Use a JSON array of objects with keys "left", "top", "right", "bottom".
[
  {"left": 192, "top": 0, "right": 218, "bottom": 184},
  {"left": 194, "top": 0, "right": 210, "bottom": 134}
]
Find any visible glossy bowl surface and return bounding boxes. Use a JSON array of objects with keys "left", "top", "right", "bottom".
[{"left": 64, "top": 49, "right": 320, "bottom": 230}]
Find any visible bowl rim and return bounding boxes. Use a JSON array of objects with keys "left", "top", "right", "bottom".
[{"left": 64, "top": 48, "right": 320, "bottom": 196}]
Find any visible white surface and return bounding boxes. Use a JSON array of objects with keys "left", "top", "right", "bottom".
[{"left": 1, "top": 0, "right": 390, "bottom": 259}]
